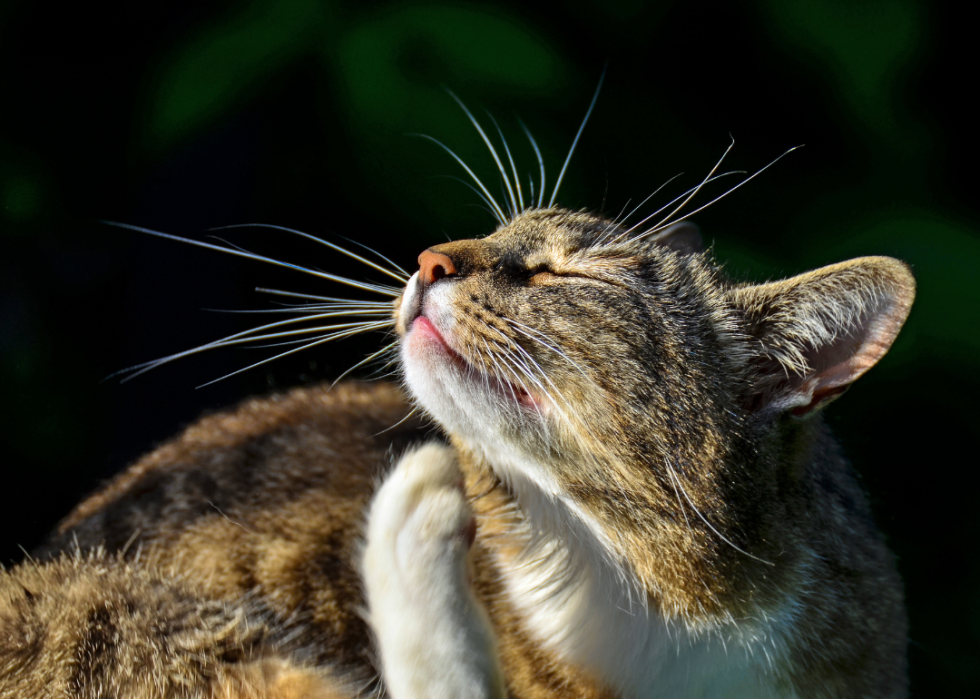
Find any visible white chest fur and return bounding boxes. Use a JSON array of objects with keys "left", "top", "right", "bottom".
[{"left": 487, "top": 450, "right": 799, "bottom": 699}]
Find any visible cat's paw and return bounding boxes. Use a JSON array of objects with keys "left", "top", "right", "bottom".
[
  {"left": 362, "top": 442, "right": 504, "bottom": 699},
  {"left": 364, "top": 442, "right": 474, "bottom": 591}
]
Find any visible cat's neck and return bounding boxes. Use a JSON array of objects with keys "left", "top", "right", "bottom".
[{"left": 459, "top": 440, "right": 800, "bottom": 699}]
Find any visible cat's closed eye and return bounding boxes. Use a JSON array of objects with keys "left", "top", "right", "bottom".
[
  {"left": 528, "top": 264, "right": 559, "bottom": 284},
  {"left": 528, "top": 264, "right": 590, "bottom": 284}
]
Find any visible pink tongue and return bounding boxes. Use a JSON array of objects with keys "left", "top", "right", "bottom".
[
  {"left": 414, "top": 316, "right": 540, "bottom": 410},
  {"left": 514, "top": 386, "right": 538, "bottom": 410},
  {"left": 414, "top": 316, "right": 446, "bottom": 344}
]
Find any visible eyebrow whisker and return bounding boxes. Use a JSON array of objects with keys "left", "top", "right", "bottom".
[
  {"left": 520, "top": 120, "right": 547, "bottom": 209},
  {"left": 487, "top": 111, "right": 524, "bottom": 212},
  {"left": 446, "top": 90, "right": 519, "bottom": 218},
  {"left": 637, "top": 145, "right": 804, "bottom": 240},
  {"left": 413, "top": 134, "right": 509, "bottom": 224},
  {"left": 549, "top": 70, "right": 605, "bottom": 208}
]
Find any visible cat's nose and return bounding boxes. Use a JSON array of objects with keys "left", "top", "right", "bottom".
[{"left": 418, "top": 249, "right": 457, "bottom": 286}]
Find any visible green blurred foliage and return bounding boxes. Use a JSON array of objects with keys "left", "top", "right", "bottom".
[
  {"left": 146, "top": 1, "right": 566, "bottom": 236},
  {"left": 330, "top": 3, "right": 565, "bottom": 230},
  {"left": 147, "top": 0, "right": 329, "bottom": 149},
  {"left": 1, "top": 174, "right": 41, "bottom": 223},
  {"left": 764, "top": 0, "right": 926, "bottom": 151}
]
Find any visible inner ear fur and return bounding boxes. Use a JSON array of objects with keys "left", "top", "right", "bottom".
[{"left": 730, "top": 256, "right": 915, "bottom": 416}]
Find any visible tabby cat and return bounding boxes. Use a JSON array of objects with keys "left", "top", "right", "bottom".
[{"left": 0, "top": 96, "right": 913, "bottom": 698}]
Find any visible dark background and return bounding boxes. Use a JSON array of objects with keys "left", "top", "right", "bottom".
[{"left": 1, "top": 0, "right": 976, "bottom": 694}]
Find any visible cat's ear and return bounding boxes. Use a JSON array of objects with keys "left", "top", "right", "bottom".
[
  {"left": 643, "top": 221, "right": 704, "bottom": 255},
  {"left": 731, "top": 257, "right": 915, "bottom": 417}
]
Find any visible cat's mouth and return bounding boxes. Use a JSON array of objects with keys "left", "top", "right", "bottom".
[{"left": 409, "top": 315, "right": 541, "bottom": 412}]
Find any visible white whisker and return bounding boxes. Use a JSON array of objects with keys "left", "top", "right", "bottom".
[
  {"left": 439, "top": 174, "right": 507, "bottom": 220},
  {"left": 102, "top": 222, "right": 401, "bottom": 297},
  {"left": 492, "top": 320, "right": 615, "bottom": 461},
  {"left": 196, "top": 322, "right": 392, "bottom": 388},
  {"left": 615, "top": 171, "right": 743, "bottom": 240},
  {"left": 487, "top": 112, "right": 524, "bottom": 212},
  {"left": 615, "top": 173, "right": 684, "bottom": 229},
  {"left": 609, "top": 197, "right": 633, "bottom": 228},
  {"left": 549, "top": 70, "right": 605, "bottom": 208},
  {"left": 330, "top": 341, "right": 400, "bottom": 387},
  {"left": 664, "top": 458, "right": 774, "bottom": 567},
  {"left": 114, "top": 318, "right": 390, "bottom": 382},
  {"left": 202, "top": 235, "right": 252, "bottom": 254},
  {"left": 336, "top": 235, "right": 411, "bottom": 278},
  {"left": 605, "top": 171, "right": 744, "bottom": 246},
  {"left": 413, "top": 134, "right": 508, "bottom": 224},
  {"left": 204, "top": 306, "right": 391, "bottom": 316},
  {"left": 475, "top": 338, "right": 510, "bottom": 404},
  {"left": 255, "top": 288, "right": 393, "bottom": 304},
  {"left": 505, "top": 319, "right": 592, "bottom": 381},
  {"left": 520, "top": 120, "right": 546, "bottom": 209},
  {"left": 199, "top": 321, "right": 392, "bottom": 348},
  {"left": 634, "top": 137, "right": 735, "bottom": 236},
  {"left": 371, "top": 407, "right": 423, "bottom": 437},
  {"left": 446, "top": 91, "right": 518, "bottom": 218},
  {"left": 636, "top": 145, "right": 804, "bottom": 240},
  {"left": 481, "top": 326, "right": 575, "bottom": 444},
  {"left": 108, "top": 313, "right": 361, "bottom": 378}
]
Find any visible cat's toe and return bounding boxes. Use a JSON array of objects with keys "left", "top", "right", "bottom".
[{"left": 390, "top": 442, "right": 463, "bottom": 494}]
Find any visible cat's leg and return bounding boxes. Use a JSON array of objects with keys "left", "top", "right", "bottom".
[{"left": 363, "top": 443, "right": 505, "bottom": 699}]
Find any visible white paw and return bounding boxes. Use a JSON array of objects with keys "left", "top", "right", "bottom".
[
  {"left": 363, "top": 442, "right": 504, "bottom": 699},
  {"left": 365, "top": 443, "right": 474, "bottom": 589}
]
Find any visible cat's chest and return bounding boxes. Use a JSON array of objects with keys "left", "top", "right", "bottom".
[
  {"left": 473, "top": 451, "right": 797, "bottom": 699},
  {"left": 497, "top": 542, "right": 798, "bottom": 699}
]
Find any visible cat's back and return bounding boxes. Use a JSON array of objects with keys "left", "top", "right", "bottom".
[
  {"left": 33, "top": 381, "right": 430, "bottom": 676},
  {"left": 43, "top": 381, "right": 425, "bottom": 554}
]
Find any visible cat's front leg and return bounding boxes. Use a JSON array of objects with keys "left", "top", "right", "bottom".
[{"left": 362, "top": 442, "right": 505, "bottom": 699}]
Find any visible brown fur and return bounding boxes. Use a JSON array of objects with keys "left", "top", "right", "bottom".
[
  {"left": 35, "top": 383, "right": 424, "bottom": 679},
  {"left": 0, "top": 551, "right": 347, "bottom": 698},
  {"left": 1, "top": 207, "right": 912, "bottom": 698}
]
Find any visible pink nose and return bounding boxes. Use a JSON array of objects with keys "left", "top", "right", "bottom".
[{"left": 417, "top": 249, "right": 457, "bottom": 285}]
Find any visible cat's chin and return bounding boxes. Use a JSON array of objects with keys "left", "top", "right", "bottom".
[{"left": 400, "top": 315, "right": 546, "bottom": 438}]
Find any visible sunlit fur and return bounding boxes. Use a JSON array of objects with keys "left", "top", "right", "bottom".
[
  {"left": 0, "top": 551, "right": 347, "bottom": 699},
  {"left": 0, "top": 92, "right": 914, "bottom": 697}
]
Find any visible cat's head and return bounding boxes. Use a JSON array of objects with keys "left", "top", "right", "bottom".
[
  {"left": 395, "top": 209, "right": 722, "bottom": 459},
  {"left": 397, "top": 206, "right": 913, "bottom": 457},
  {"left": 394, "top": 206, "right": 914, "bottom": 593}
]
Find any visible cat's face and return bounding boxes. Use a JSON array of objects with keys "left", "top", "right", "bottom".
[{"left": 394, "top": 208, "right": 737, "bottom": 483}]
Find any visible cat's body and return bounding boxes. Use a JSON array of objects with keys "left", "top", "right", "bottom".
[
  {"left": 1, "top": 205, "right": 913, "bottom": 698},
  {"left": 4, "top": 382, "right": 417, "bottom": 698}
]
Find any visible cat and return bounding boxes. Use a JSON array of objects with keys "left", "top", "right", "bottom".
[{"left": 0, "top": 99, "right": 913, "bottom": 698}]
